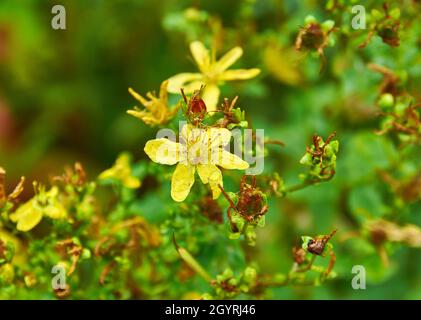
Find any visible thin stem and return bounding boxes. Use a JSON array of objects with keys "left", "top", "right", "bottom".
[{"left": 283, "top": 180, "right": 314, "bottom": 194}]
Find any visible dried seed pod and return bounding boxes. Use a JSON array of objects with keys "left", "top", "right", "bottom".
[
  {"left": 302, "top": 229, "right": 337, "bottom": 256},
  {"left": 181, "top": 86, "right": 207, "bottom": 125}
]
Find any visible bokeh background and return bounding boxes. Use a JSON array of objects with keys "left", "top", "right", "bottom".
[{"left": 1, "top": 0, "right": 421, "bottom": 299}]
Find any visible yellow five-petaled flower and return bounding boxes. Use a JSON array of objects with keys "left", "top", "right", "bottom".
[
  {"left": 10, "top": 186, "right": 67, "bottom": 232},
  {"left": 144, "top": 124, "right": 249, "bottom": 202},
  {"left": 167, "top": 41, "right": 260, "bottom": 113}
]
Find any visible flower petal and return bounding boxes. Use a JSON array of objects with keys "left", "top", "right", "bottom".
[
  {"left": 171, "top": 163, "right": 196, "bottom": 202},
  {"left": 214, "top": 150, "right": 249, "bottom": 170},
  {"left": 197, "top": 164, "right": 222, "bottom": 199},
  {"left": 182, "top": 80, "right": 206, "bottom": 93},
  {"left": 214, "top": 47, "right": 243, "bottom": 73},
  {"left": 144, "top": 138, "right": 184, "bottom": 165},
  {"left": 122, "top": 176, "right": 142, "bottom": 189},
  {"left": 16, "top": 209, "right": 43, "bottom": 232},
  {"left": 128, "top": 87, "right": 149, "bottom": 106},
  {"left": 208, "top": 127, "right": 232, "bottom": 148},
  {"left": 190, "top": 41, "right": 210, "bottom": 72},
  {"left": 219, "top": 68, "right": 261, "bottom": 81},
  {"left": 159, "top": 80, "right": 169, "bottom": 102},
  {"left": 202, "top": 84, "right": 220, "bottom": 113},
  {"left": 44, "top": 201, "right": 67, "bottom": 219},
  {"left": 167, "top": 73, "right": 203, "bottom": 93},
  {"left": 180, "top": 124, "right": 206, "bottom": 146},
  {"left": 10, "top": 200, "right": 43, "bottom": 232},
  {"left": 127, "top": 110, "right": 160, "bottom": 126}
]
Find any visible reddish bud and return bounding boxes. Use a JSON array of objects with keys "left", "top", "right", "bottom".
[{"left": 189, "top": 96, "right": 207, "bottom": 114}]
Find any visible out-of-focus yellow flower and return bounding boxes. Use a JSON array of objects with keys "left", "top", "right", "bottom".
[
  {"left": 144, "top": 124, "right": 249, "bottom": 202},
  {"left": 9, "top": 186, "right": 67, "bottom": 232},
  {"left": 263, "top": 44, "right": 302, "bottom": 86},
  {"left": 127, "top": 80, "right": 179, "bottom": 126},
  {"left": 167, "top": 41, "right": 260, "bottom": 112},
  {"left": 0, "top": 229, "right": 27, "bottom": 265},
  {"left": 99, "top": 153, "right": 141, "bottom": 189}
]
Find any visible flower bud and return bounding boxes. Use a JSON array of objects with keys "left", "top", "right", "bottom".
[{"left": 378, "top": 93, "right": 394, "bottom": 110}]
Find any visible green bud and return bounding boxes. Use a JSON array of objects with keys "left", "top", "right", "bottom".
[
  {"left": 201, "top": 293, "right": 213, "bottom": 300},
  {"left": 238, "top": 120, "right": 248, "bottom": 128},
  {"left": 378, "top": 93, "right": 394, "bottom": 110},
  {"left": 305, "top": 15, "right": 317, "bottom": 25},
  {"left": 243, "top": 267, "right": 257, "bottom": 284},
  {"left": 81, "top": 248, "right": 91, "bottom": 260},
  {"left": 222, "top": 268, "right": 233, "bottom": 280},
  {"left": 299, "top": 153, "right": 313, "bottom": 166},
  {"left": 239, "top": 284, "right": 249, "bottom": 293},
  {"left": 72, "top": 237, "right": 81, "bottom": 246},
  {"left": 233, "top": 108, "right": 242, "bottom": 121},
  {"left": 371, "top": 9, "right": 383, "bottom": 21},
  {"left": 389, "top": 8, "right": 400, "bottom": 20},
  {"left": 398, "top": 133, "right": 411, "bottom": 142},
  {"left": 321, "top": 20, "right": 335, "bottom": 32},
  {"left": 325, "top": 143, "right": 336, "bottom": 158},
  {"left": 395, "top": 102, "right": 407, "bottom": 115}
]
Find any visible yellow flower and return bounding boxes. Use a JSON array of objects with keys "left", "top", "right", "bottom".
[
  {"left": 99, "top": 153, "right": 141, "bottom": 189},
  {"left": 0, "top": 229, "right": 27, "bottom": 265},
  {"left": 127, "top": 80, "right": 179, "bottom": 126},
  {"left": 167, "top": 41, "right": 260, "bottom": 112},
  {"left": 9, "top": 186, "right": 67, "bottom": 232},
  {"left": 144, "top": 124, "right": 249, "bottom": 202}
]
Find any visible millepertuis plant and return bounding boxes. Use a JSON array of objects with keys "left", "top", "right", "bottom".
[
  {"left": 2, "top": 0, "right": 421, "bottom": 298},
  {"left": 0, "top": 40, "right": 343, "bottom": 299}
]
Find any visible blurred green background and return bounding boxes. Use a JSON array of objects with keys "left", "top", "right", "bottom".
[{"left": 1, "top": 0, "right": 421, "bottom": 299}]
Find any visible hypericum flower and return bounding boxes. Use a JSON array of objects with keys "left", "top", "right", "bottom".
[
  {"left": 167, "top": 41, "right": 261, "bottom": 112},
  {"left": 144, "top": 124, "right": 249, "bottom": 202},
  {"left": 10, "top": 185, "right": 67, "bottom": 232},
  {"left": 127, "top": 80, "right": 179, "bottom": 126},
  {"left": 0, "top": 228, "right": 27, "bottom": 264},
  {"left": 98, "top": 153, "right": 141, "bottom": 189}
]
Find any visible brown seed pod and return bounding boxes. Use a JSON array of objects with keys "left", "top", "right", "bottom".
[
  {"left": 181, "top": 86, "right": 207, "bottom": 125},
  {"left": 307, "top": 229, "right": 337, "bottom": 256}
]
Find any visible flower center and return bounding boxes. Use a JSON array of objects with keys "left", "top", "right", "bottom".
[{"left": 186, "top": 140, "right": 210, "bottom": 165}]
